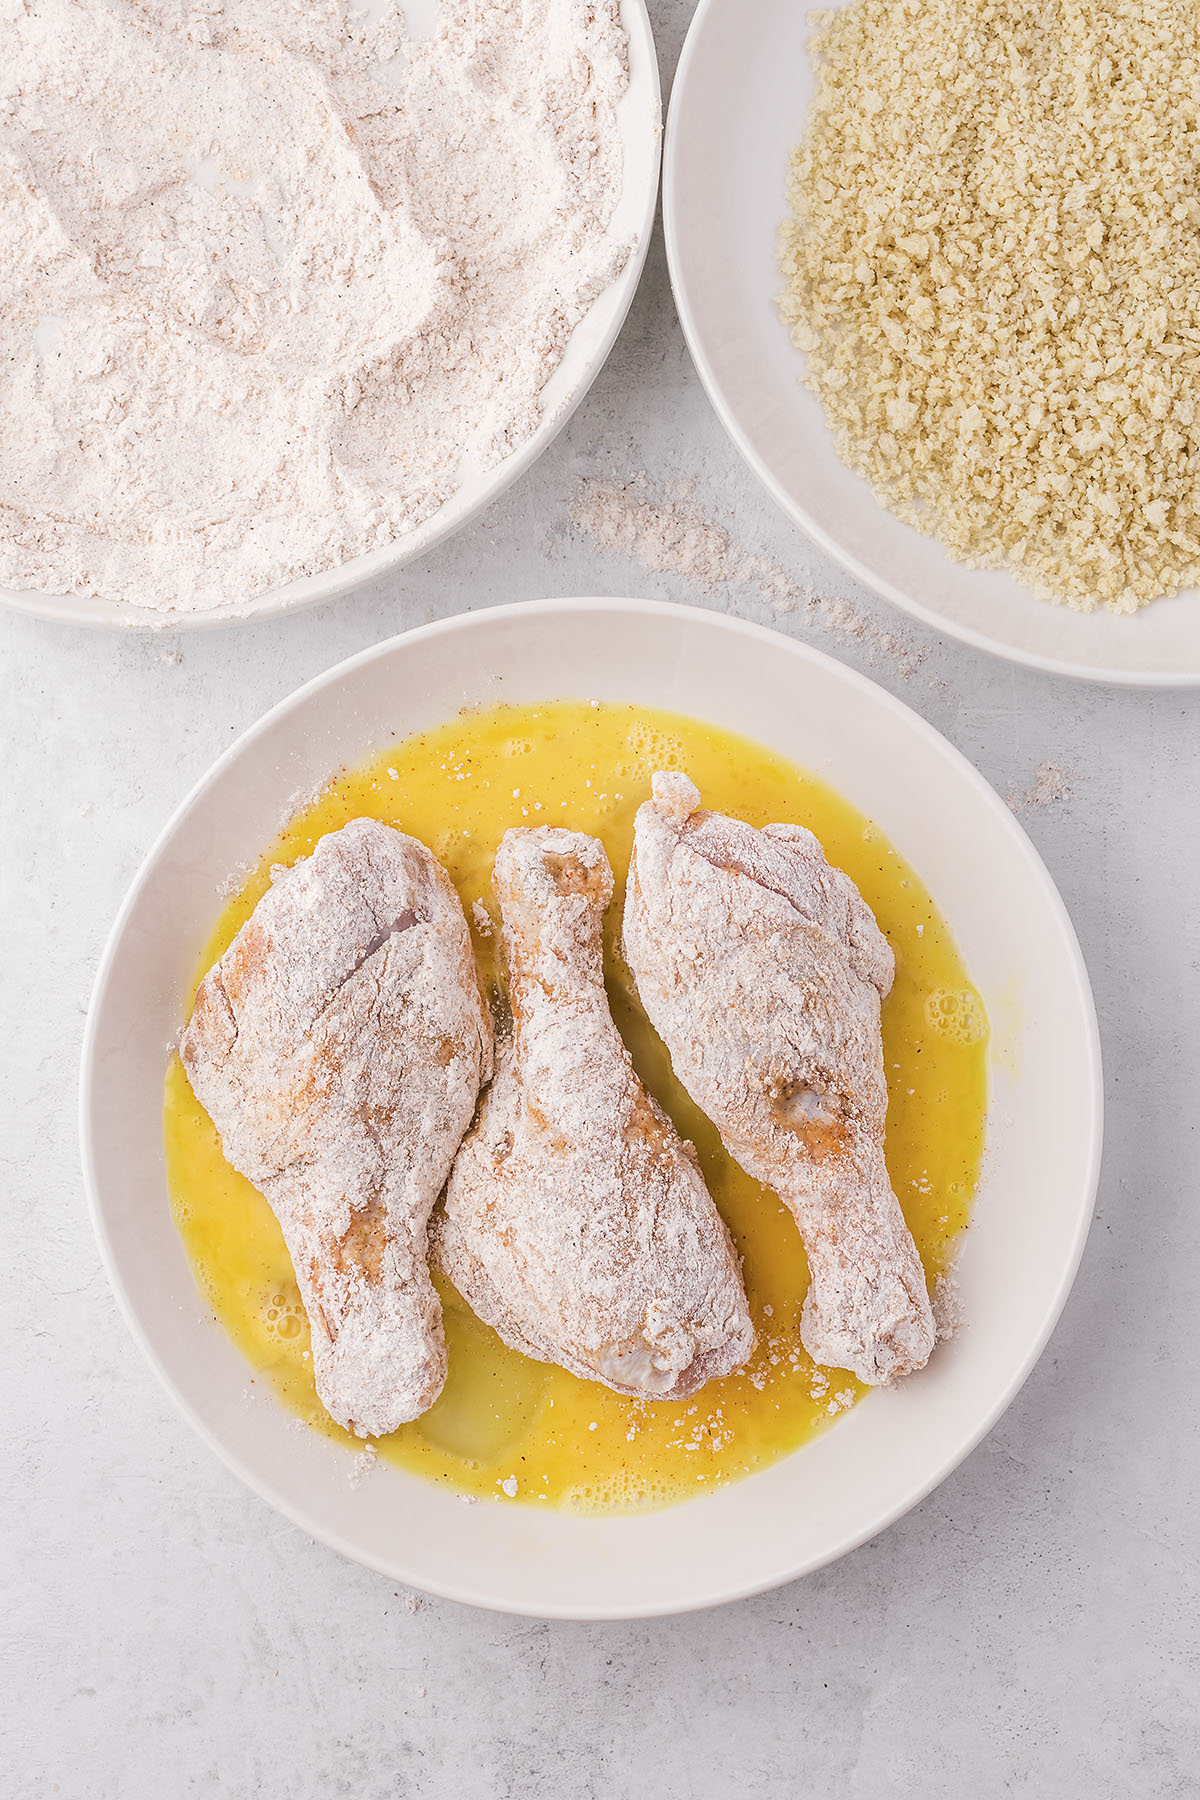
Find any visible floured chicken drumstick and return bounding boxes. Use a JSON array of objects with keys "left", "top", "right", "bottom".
[
  {"left": 181, "top": 818, "right": 492, "bottom": 1437},
  {"left": 623, "top": 774, "right": 934, "bottom": 1386},
  {"left": 434, "top": 827, "right": 754, "bottom": 1400}
]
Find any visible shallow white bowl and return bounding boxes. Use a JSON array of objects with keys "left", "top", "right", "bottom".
[
  {"left": 665, "top": 0, "right": 1200, "bottom": 685},
  {"left": 2, "top": 3, "right": 660, "bottom": 633},
  {"left": 81, "top": 598, "right": 1102, "bottom": 1616}
]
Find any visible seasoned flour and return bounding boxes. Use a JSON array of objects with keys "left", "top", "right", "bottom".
[{"left": 0, "top": 0, "right": 628, "bottom": 612}]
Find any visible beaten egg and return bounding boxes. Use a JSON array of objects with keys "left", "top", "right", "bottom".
[{"left": 164, "top": 701, "right": 987, "bottom": 1513}]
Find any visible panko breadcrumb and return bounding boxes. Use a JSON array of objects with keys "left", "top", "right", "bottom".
[{"left": 778, "top": 0, "right": 1200, "bottom": 613}]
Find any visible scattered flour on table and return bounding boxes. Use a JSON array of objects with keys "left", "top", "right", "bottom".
[
  {"left": 0, "top": 0, "right": 629, "bottom": 613},
  {"left": 570, "top": 474, "right": 926, "bottom": 678},
  {"left": 1007, "top": 760, "right": 1074, "bottom": 813}
]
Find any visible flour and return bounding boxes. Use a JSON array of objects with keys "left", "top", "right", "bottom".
[
  {"left": 624, "top": 773, "right": 936, "bottom": 1386},
  {"left": 931, "top": 1270, "right": 964, "bottom": 1344},
  {"left": 435, "top": 824, "right": 755, "bottom": 1402},
  {"left": 570, "top": 475, "right": 926, "bottom": 678},
  {"left": 180, "top": 818, "right": 494, "bottom": 1437},
  {"left": 0, "top": 0, "right": 629, "bottom": 612},
  {"left": 347, "top": 1441, "right": 379, "bottom": 1488},
  {"left": 1007, "top": 761, "right": 1074, "bottom": 815}
]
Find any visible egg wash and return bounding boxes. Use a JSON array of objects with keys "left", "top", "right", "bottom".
[{"left": 164, "top": 701, "right": 988, "bottom": 1513}]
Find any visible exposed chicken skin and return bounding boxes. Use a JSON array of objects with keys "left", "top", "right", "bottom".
[
  {"left": 434, "top": 826, "right": 754, "bottom": 1400},
  {"left": 180, "top": 818, "right": 492, "bottom": 1437},
  {"left": 623, "top": 773, "right": 934, "bottom": 1386}
]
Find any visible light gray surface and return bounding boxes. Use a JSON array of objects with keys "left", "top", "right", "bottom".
[{"left": 2, "top": 6, "right": 1196, "bottom": 1793}]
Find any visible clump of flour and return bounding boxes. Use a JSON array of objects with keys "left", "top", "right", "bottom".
[
  {"left": 931, "top": 1271, "right": 965, "bottom": 1344},
  {"left": 570, "top": 475, "right": 926, "bottom": 678},
  {"left": 1007, "top": 761, "right": 1074, "bottom": 814},
  {"left": 348, "top": 1442, "right": 379, "bottom": 1489},
  {"left": 0, "top": 0, "right": 629, "bottom": 612}
]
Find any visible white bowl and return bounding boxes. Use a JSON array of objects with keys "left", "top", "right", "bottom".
[
  {"left": 2, "top": 3, "right": 660, "bottom": 633},
  {"left": 80, "top": 598, "right": 1102, "bottom": 1616},
  {"left": 665, "top": 0, "right": 1200, "bottom": 685}
]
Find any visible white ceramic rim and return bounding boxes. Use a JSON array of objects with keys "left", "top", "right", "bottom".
[
  {"left": 663, "top": 0, "right": 1200, "bottom": 688},
  {"left": 3, "top": 3, "right": 661, "bottom": 633},
  {"left": 79, "top": 598, "right": 1104, "bottom": 1616}
]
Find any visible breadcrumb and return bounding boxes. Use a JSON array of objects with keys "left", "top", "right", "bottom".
[{"left": 778, "top": 0, "right": 1200, "bottom": 612}]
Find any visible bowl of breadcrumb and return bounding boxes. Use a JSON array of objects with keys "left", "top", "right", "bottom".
[{"left": 666, "top": 0, "right": 1200, "bottom": 683}]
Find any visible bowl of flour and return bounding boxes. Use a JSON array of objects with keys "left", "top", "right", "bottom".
[{"left": 0, "top": 0, "right": 660, "bottom": 628}]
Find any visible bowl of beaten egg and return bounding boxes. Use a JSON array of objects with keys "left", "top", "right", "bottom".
[{"left": 80, "top": 599, "right": 1101, "bottom": 1616}]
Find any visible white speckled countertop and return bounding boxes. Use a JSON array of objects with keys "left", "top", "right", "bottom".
[{"left": 3, "top": 6, "right": 1197, "bottom": 1792}]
